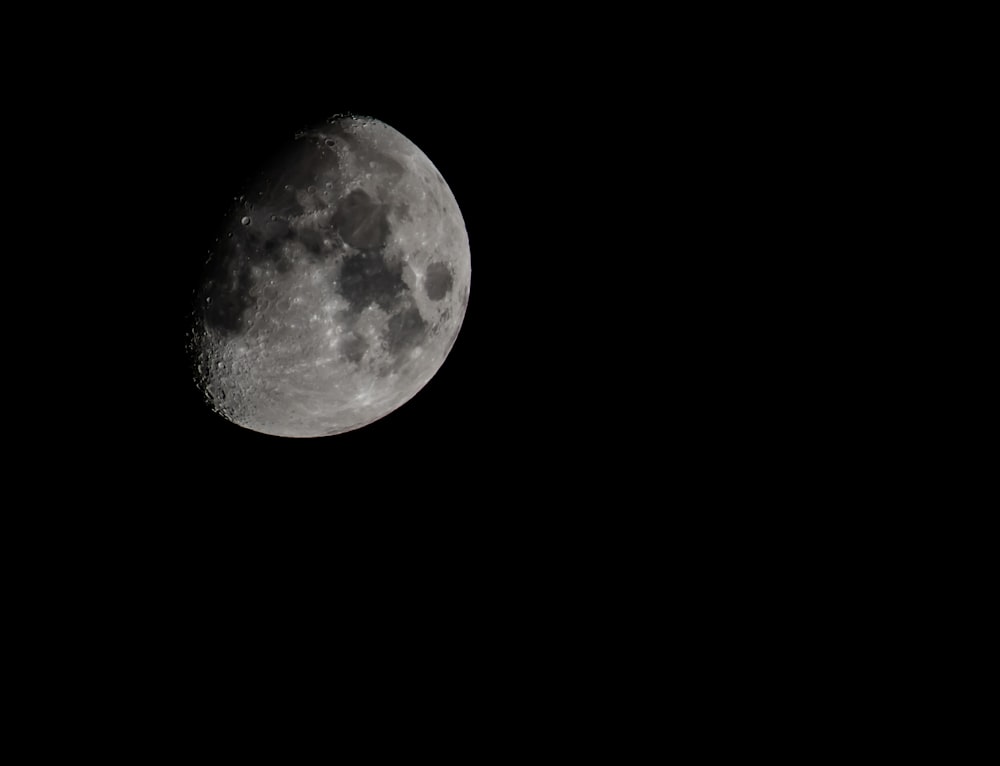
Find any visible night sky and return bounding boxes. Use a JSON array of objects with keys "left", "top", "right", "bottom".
[{"left": 63, "top": 34, "right": 617, "bottom": 517}]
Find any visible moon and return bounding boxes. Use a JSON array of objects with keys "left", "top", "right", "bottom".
[{"left": 189, "top": 116, "right": 471, "bottom": 437}]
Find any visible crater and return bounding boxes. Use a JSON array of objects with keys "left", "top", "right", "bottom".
[{"left": 424, "top": 261, "right": 453, "bottom": 301}]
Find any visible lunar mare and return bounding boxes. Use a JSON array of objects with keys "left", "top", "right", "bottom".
[{"left": 190, "top": 116, "right": 470, "bottom": 437}]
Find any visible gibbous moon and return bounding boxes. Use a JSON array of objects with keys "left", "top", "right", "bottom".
[{"left": 190, "top": 116, "right": 470, "bottom": 437}]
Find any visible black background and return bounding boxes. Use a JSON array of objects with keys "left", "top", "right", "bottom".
[
  {"left": 18, "top": 24, "right": 682, "bottom": 654},
  {"left": 32, "top": 3, "right": 782, "bottom": 560},
  {"left": 10, "top": 14, "right": 866, "bottom": 719},
  {"left": 51, "top": 26, "right": 659, "bottom": 526},
  {"left": 29, "top": 12, "right": 770, "bottom": 552},
  {"left": 8, "top": 14, "right": 916, "bottom": 732}
]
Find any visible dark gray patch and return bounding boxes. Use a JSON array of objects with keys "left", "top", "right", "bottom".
[
  {"left": 385, "top": 304, "right": 428, "bottom": 355},
  {"left": 201, "top": 256, "right": 253, "bottom": 337},
  {"left": 337, "top": 251, "right": 406, "bottom": 313},
  {"left": 424, "top": 261, "right": 453, "bottom": 301},
  {"left": 234, "top": 218, "right": 295, "bottom": 268},
  {"left": 256, "top": 137, "right": 337, "bottom": 214},
  {"left": 264, "top": 217, "right": 291, "bottom": 234},
  {"left": 297, "top": 227, "right": 324, "bottom": 256},
  {"left": 341, "top": 333, "right": 368, "bottom": 364},
  {"left": 274, "top": 198, "right": 305, "bottom": 220},
  {"left": 372, "top": 150, "right": 406, "bottom": 179},
  {"left": 331, "top": 189, "right": 390, "bottom": 250},
  {"left": 335, "top": 308, "right": 357, "bottom": 328},
  {"left": 255, "top": 222, "right": 295, "bottom": 264}
]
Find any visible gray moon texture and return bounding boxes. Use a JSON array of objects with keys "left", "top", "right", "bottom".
[{"left": 190, "top": 116, "right": 470, "bottom": 437}]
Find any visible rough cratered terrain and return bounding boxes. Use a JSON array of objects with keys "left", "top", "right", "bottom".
[{"left": 190, "top": 116, "right": 470, "bottom": 437}]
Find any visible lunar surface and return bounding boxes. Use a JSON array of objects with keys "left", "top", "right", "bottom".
[{"left": 189, "top": 116, "right": 470, "bottom": 437}]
